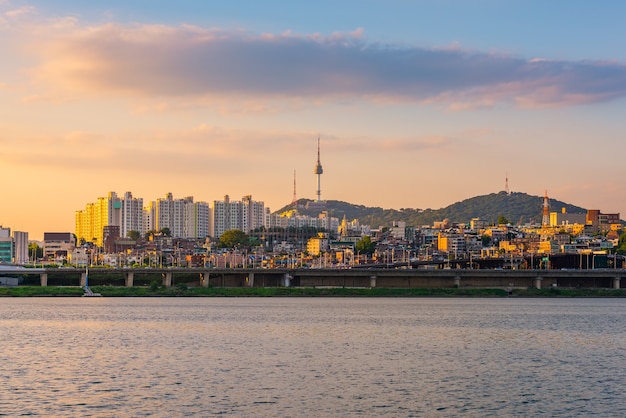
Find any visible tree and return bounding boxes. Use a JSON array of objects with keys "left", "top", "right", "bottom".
[
  {"left": 616, "top": 232, "right": 626, "bottom": 254},
  {"left": 497, "top": 216, "right": 509, "bottom": 225},
  {"left": 127, "top": 230, "right": 141, "bottom": 241},
  {"left": 219, "top": 230, "right": 250, "bottom": 248},
  {"left": 355, "top": 236, "right": 376, "bottom": 255},
  {"left": 159, "top": 227, "right": 171, "bottom": 237},
  {"left": 28, "top": 242, "right": 43, "bottom": 260}
]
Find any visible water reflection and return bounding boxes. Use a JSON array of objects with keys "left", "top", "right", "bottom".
[{"left": 0, "top": 298, "right": 625, "bottom": 416}]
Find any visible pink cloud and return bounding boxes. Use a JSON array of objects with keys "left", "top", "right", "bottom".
[
  {"left": 8, "top": 18, "right": 626, "bottom": 109},
  {"left": 4, "top": 6, "right": 36, "bottom": 19}
]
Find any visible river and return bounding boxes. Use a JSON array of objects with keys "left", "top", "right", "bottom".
[{"left": 1, "top": 297, "right": 624, "bottom": 416}]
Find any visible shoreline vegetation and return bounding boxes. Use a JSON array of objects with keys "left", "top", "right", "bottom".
[{"left": 1, "top": 286, "right": 626, "bottom": 297}]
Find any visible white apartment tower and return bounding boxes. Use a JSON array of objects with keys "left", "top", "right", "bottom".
[
  {"left": 211, "top": 195, "right": 266, "bottom": 239},
  {"left": 242, "top": 195, "right": 266, "bottom": 233},
  {"left": 120, "top": 192, "right": 144, "bottom": 239},
  {"left": 148, "top": 193, "right": 210, "bottom": 239},
  {"left": 184, "top": 200, "right": 210, "bottom": 239},
  {"left": 13, "top": 231, "right": 29, "bottom": 265},
  {"left": 211, "top": 195, "right": 231, "bottom": 239},
  {"left": 152, "top": 193, "right": 174, "bottom": 235}
]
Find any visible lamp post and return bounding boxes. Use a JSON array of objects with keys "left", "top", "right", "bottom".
[{"left": 592, "top": 253, "right": 596, "bottom": 270}]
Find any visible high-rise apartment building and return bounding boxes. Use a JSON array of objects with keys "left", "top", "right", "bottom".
[
  {"left": 119, "top": 192, "right": 144, "bottom": 239},
  {"left": 212, "top": 195, "right": 232, "bottom": 239},
  {"left": 242, "top": 195, "right": 266, "bottom": 234},
  {"left": 151, "top": 193, "right": 181, "bottom": 236},
  {"left": 76, "top": 191, "right": 143, "bottom": 246},
  {"left": 211, "top": 195, "right": 266, "bottom": 239},
  {"left": 147, "top": 193, "right": 210, "bottom": 239},
  {"left": 185, "top": 200, "right": 210, "bottom": 239},
  {"left": 13, "top": 231, "right": 29, "bottom": 265}
]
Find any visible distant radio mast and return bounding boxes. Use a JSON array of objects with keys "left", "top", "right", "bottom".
[
  {"left": 505, "top": 173, "right": 510, "bottom": 195},
  {"left": 314, "top": 137, "right": 323, "bottom": 202},
  {"left": 291, "top": 169, "right": 298, "bottom": 207}
]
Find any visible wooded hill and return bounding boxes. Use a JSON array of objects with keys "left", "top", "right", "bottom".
[{"left": 276, "top": 192, "right": 588, "bottom": 228}]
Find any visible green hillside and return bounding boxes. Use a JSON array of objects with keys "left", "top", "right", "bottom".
[{"left": 276, "top": 192, "right": 587, "bottom": 227}]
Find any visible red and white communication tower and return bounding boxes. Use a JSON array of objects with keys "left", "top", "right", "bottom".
[
  {"left": 542, "top": 190, "right": 550, "bottom": 228},
  {"left": 540, "top": 190, "right": 553, "bottom": 242},
  {"left": 291, "top": 169, "right": 298, "bottom": 207}
]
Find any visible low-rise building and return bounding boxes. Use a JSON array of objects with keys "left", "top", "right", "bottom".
[
  {"left": 43, "top": 232, "right": 75, "bottom": 262},
  {"left": 307, "top": 233, "right": 329, "bottom": 256},
  {"left": 0, "top": 227, "right": 13, "bottom": 264}
]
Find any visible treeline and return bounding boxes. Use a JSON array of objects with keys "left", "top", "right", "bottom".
[{"left": 279, "top": 192, "right": 587, "bottom": 227}]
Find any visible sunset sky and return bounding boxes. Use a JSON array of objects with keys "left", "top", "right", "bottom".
[{"left": 2, "top": 1, "right": 626, "bottom": 240}]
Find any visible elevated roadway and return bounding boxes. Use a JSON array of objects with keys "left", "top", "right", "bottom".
[{"left": 4, "top": 267, "right": 625, "bottom": 290}]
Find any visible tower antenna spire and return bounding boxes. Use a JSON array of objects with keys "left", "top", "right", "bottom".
[{"left": 313, "top": 137, "right": 323, "bottom": 202}]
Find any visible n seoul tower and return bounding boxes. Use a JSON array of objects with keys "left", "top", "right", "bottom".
[{"left": 314, "top": 137, "right": 323, "bottom": 202}]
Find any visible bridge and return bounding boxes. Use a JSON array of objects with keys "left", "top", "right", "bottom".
[{"left": 3, "top": 267, "right": 625, "bottom": 290}]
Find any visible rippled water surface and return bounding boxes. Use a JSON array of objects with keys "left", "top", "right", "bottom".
[{"left": 1, "top": 297, "right": 625, "bottom": 417}]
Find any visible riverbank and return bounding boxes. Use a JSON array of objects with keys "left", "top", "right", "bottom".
[{"left": 1, "top": 286, "right": 626, "bottom": 297}]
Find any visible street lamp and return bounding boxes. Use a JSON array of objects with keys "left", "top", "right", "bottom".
[{"left": 592, "top": 253, "right": 596, "bottom": 270}]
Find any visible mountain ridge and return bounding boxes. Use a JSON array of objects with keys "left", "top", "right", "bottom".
[{"left": 275, "top": 191, "right": 588, "bottom": 227}]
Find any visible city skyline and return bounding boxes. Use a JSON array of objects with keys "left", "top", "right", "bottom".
[{"left": 2, "top": 1, "right": 626, "bottom": 240}]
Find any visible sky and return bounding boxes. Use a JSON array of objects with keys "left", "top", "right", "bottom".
[{"left": 2, "top": 0, "right": 626, "bottom": 240}]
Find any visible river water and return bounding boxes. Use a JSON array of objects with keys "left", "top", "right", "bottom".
[{"left": 0, "top": 297, "right": 624, "bottom": 417}]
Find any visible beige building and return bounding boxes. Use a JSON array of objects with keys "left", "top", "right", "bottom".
[{"left": 43, "top": 232, "right": 75, "bottom": 262}]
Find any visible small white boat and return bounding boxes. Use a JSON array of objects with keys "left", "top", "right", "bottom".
[{"left": 82, "top": 287, "right": 102, "bottom": 297}]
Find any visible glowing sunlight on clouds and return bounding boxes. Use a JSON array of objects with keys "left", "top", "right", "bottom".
[{"left": 9, "top": 17, "right": 625, "bottom": 110}]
